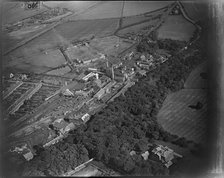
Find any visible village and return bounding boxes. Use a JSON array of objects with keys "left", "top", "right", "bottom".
[{"left": 2, "top": 1, "right": 209, "bottom": 177}]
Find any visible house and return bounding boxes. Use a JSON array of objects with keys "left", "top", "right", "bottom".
[
  {"left": 62, "top": 89, "right": 74, "bottom": 96},
  {"left": 151, "top": 145, "right": 182, "bottom": 168},
  {"left": 141, "top": 151, "right": 149, "bottom": 160},
  {"left": 81, "top": 113, "right": 90, "bottom": 123},
  {"left": 94, "top": 88, "right": 105, "bottom": 100}
]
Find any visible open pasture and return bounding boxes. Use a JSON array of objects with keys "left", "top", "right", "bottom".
[
  {"left": 89, "top": 36, "right": 133, "bottom": 57},
  {"left": 157, "top": 15, "right": 196, "bottom": 41},
  {"left": 184, "top": 62, "right": 208, "bottom": 89},
  {"left": 3, "top": 49, "right": 66, "bottom": 74},
  {"left": 157, "top": 89, "right": 207, "bottom": 144}
]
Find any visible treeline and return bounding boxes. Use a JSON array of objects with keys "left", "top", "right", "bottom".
[{"left": 9, "top": 32, "right": 206, "bottom": 177}]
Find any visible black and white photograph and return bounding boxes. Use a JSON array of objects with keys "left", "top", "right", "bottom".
[{"left": 1, "top": 0, "right": 224, "bottom": 177}]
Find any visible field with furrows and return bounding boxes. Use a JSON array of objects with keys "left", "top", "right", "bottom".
[
  {"left": 184, "top": 62, "right": 207, "bottom": 89},
  {"left": 157, "top": 89, "right": 207, "bottom": 144},
  {"left": 3, "top": 83, "right": 35, "bottom": 110},
  {"left": 9, "top": 85, "right": 60, "bottom": 121}
]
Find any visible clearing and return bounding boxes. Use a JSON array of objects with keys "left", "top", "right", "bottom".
[
  {"left": 157, "top": 89, "right": 207, "bottom": 144},
  {"left": 157, "top": 15, "right": 196, "bottom": 41}
]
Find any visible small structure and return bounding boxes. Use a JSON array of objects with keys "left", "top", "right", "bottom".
[
  {"left": 10, "top": 73, "right": 14, "bottom": 78},
  {"left": 130, "top": 150, "right": 136, "bottom": 156},
  {"left": 152, "top": 145, "right": 182, "bottom": 168},
  {"left": 81, "top": 113, "right": 90, "bottom": 123},
  {"left": 62, "top": 89, "right": 74, "bottom": 96},
  {"left": 10, "top": 144, "right": 34, "bottom": 161},
  {"left": 141, "top": 151, "right": 149, "bottom": 160}
]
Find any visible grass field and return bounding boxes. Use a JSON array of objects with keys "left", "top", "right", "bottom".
[
  {"left": 72, "top": 1, "right": 123, "bottom": 20},
  {"left": 157, "top": 15, "right": 196, "bottom": 41},
  {"left": 3, "top": 49, "right": 66, "bottom": 74},
  {"left": 157, "top": 89, "right": 207, "bottom": 144},
  {"left": 69, "top": 1, "right": 173, "bottom": 20},
  {"left": 89, "top": 36, "right": 133, "bottom": 57},
  {"left": 122, "top": 1, "right": 172, "bottom": 17},
  {"left": 182, "top": 1, "right": 208, "bottom": 22},
  {"left": 117, "top": 19, "right": 159, "bottom": 36},
  {"left": 121, "top": 15, "right": 153, "bottom": 28},
  {"left": 184, "top": 62, "right": 208, "bottom": 89},
  {"left": 2, "top": 2, "right": 48, "bottom": 25}
]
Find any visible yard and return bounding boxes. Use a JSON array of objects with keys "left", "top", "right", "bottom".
[{"left": 157, "top": 15, "right": 196, "bottom": 41}]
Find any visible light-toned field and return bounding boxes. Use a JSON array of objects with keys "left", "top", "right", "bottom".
[
  {"left": 184, "top": 62, "right": 207, "bottom": 89},
  {"left": 3, "top": 49, "right": 66, "bottom": 74},
  {"left": 157, "top": 15, "right": 196, "bottom": 41},
  {"left": 89, "top": 36, "right": 133, "bottom": 56},
  {"left": 121, "top": 15, "right": 152, "bottom": 28},
  {"left": 2, "top": 2, "right": 48, "bottom": 25},
  {"left": 66, "top": 45, "right": 100, "bottom": 62},
  {"left": 157, "top": 89, "right": 207, "bottom": 144}
]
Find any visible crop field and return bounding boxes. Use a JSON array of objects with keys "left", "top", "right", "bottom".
[
  {"left": 157, "top": 89, "right": 207, "bottom": 144},
  {"left": 89, "top": 36, "right": 133, "bottom": 57},
  {"left": 2, "top": 2, "right": 48, "bottom": 25},
  {"left": 117, "top": 19, "right": 159, "bottom": 37},
  {"left": 184, "top": 62, "right": 208, "bottom": 89},
  {"left": 72, "top": 1, "right": 123, "bottom": 20},
  {"left": 121, "top": 15, "right": 153, "bottom": 28},
  {"left": 2, "top": 80, "right": 16, "bottom": 93},
  {"left": 46, "top": 66, "right": 71, "bottom": 76},
  {"left": 182, "top": 1, "right": 208, "bottom": 22},
  {"left": 3, "top": 48, "right": 66, "bottom": 74},
  {"left": 157, "top": 15, "right": 196, "bottom": 41}
]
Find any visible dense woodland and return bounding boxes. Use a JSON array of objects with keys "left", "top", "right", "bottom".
[{"left": 5, "top": 25, "right": 207, "bottom": 177}]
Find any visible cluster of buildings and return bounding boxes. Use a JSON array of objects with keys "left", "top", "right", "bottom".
[{"left": 130, "top": 144, "right": 183, "bottom": 168}]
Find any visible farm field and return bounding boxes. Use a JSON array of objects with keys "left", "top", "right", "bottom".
[
  {"left": 117, "top": 19, "right": 159, "bottom": 36},
  {"left": 89, "top": 36, "right": 133, "bottom": 57},
  {"left": 157, "top": 15, "right": 196, "bottom": 41},
  {"left": 157, "top": 89, "right": 207, "bottom": 144},
  {"left": 122, "top": 1, "right": 173, "bottom": 17},
  {"left": 181, "top": 1, "right": 208, "bottom": 22},
  {"left": 3, "top": 49, "right": 66, "bottom": 74},
  {"left": 70, "top": 1, "right": 173, "bottom": 20},
  {"left": 184, "top": 62, "right": 208, "bottom": 89},
  {"left": 121, "top": 15, "right": 154, "bottom": 28},
  {"left": 2, "top": 2, "right": 48, "bottom": 25},
  {"left": 71, "top": 1, "right": 123, "bottom": 20}
]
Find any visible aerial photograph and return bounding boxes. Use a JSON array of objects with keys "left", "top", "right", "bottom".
[{"left": 1, "top": 0, "right": 218, "bottom": 177}]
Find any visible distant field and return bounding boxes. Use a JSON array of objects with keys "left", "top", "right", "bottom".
[
  {"left": 72, "top": 1, "right": 123, "bottom": 20},
  {"left": 70, "top": 1, "right": 173, "bottom": 20},
  {"left": 157, "top": 15, "right": 196, "bottom": 41},
  {"left": 89, "top": 36, "right": 133, "bottom": 56},
  {"left": 55, "top": 19, "right": 119, "bottom": 40},
  {"left": 2, "top": 2, "right": 48, "bottom": 24},
  {"left": 121, "top": 15, "right": 152, "bottom": 28},
  {"left": 184, "top": 62, "right": 208, "bottom": 89},
  {"left": 157, "top": 89, "right": 207, "bottom": 144},
  {"left": 181, "top": 1, "right": 208, "bottom": 22},
  {"left": 122, "top": 1, "right": 173, "bottom": 17},
  {"left": 117, "top": 19, "right": 159, "bottom": 36}
]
